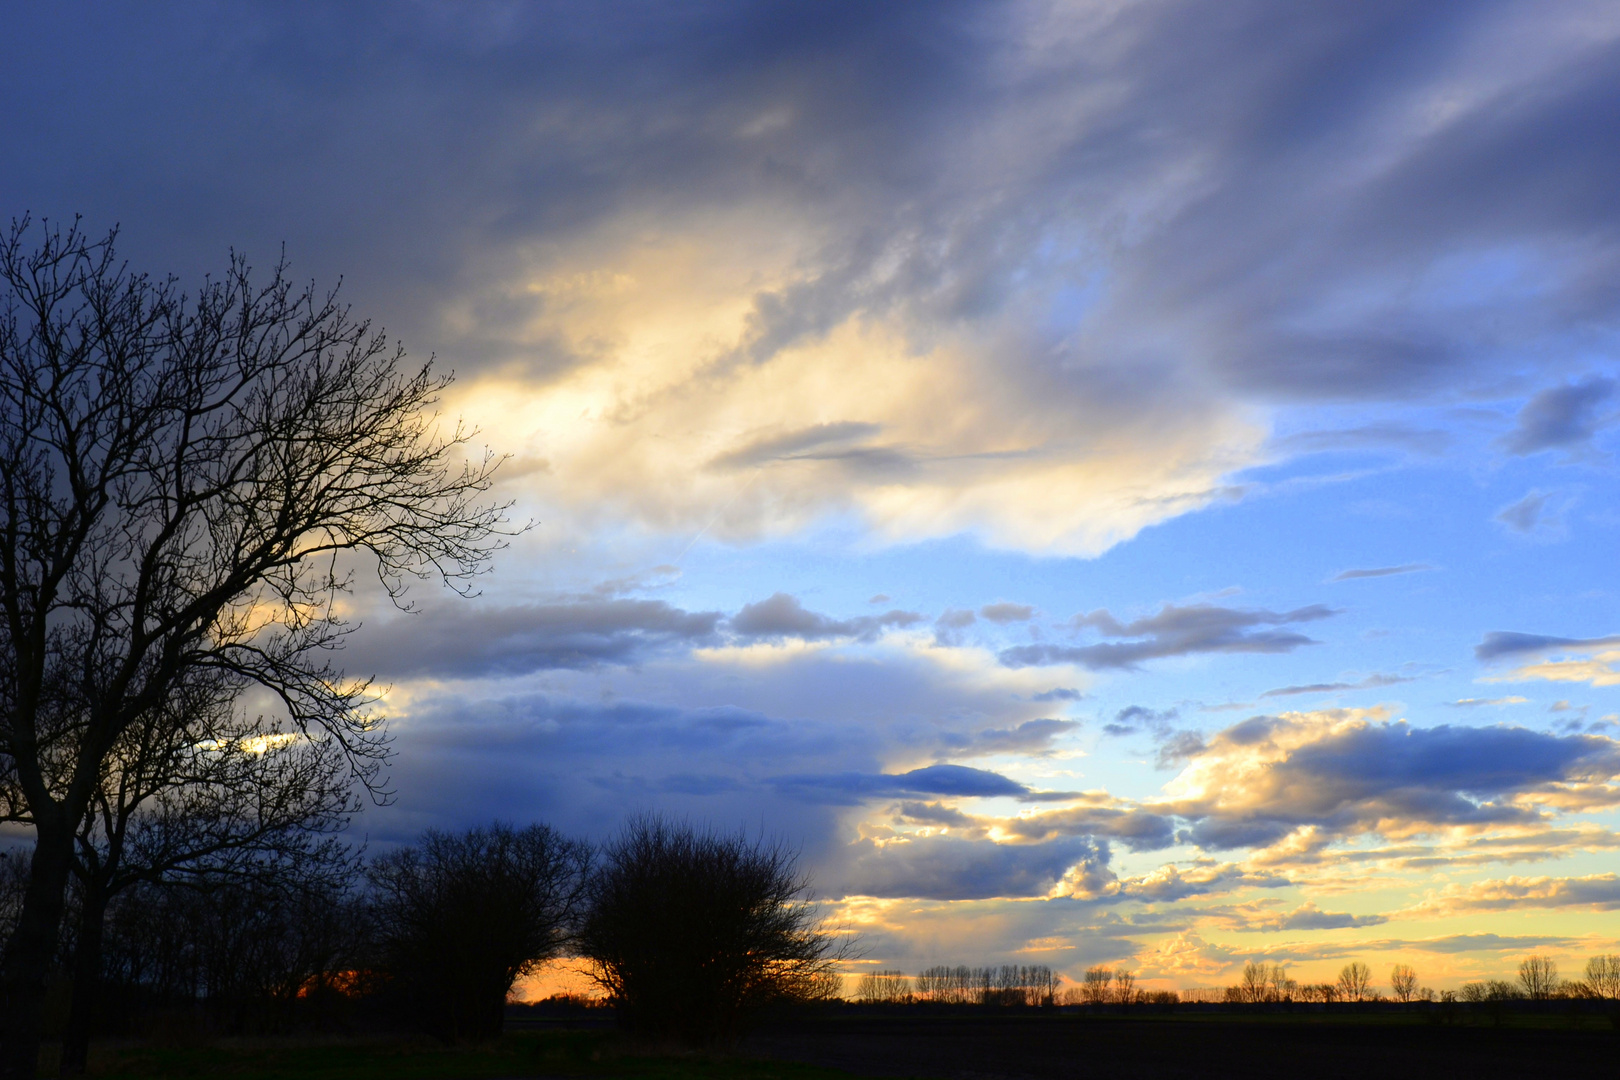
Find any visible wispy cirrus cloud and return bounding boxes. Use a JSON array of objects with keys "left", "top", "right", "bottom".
[{"left": 1327, "top": 563, "right": 1435, "bottom": 582}]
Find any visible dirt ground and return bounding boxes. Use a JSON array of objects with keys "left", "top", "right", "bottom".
[{"left": 740, "top": 1012, "right": 1620, "bottom": 1080}]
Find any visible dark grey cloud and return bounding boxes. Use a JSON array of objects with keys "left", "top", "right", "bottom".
[
  {"left": 772, "top": 763, "right": 1059, "bottom": 805},
  {"left": 1103, "top": 705, "right": 1178, "bottom": 737},
  {"left": 1248, "top": 905, "right": 1387, "bottom": 932},
  {"left": 1407, "top": 934, "right": 1580, "bottom": 955},
  {"left": 1001, "top": 805, "right": 1177, "bottom": 854},
  {"left": 1275, "top": 425, "right": 1451, "bottom": 457},
  {"left": 979, "top": 601, "right": 1034, "bottom": 623},
  {"left": 345, "top": 598, "right": 722, "bottom": 678},
  {"left": 1475, "top": 630, "right": 1620, "bottom": 662},
  {"left": 835, "top": 834, "right": 1108, "bottom": 901},
  {"left": 1259, "top": 672, "right": 1414, "bottom": 698},
  {"left": 1494, "top": 490, "right": 1552, "bottom": 534},
  {"left": 708, "top": 422, "right": 887, "bottom": 470},
  {"left": 1327, "top": 563, "right": 1435, "bottom": 582},
  {"left": 941, "top": 718, "right": 1078, "bottom": 757},
  {"left": 1031, "top": 687, "right": 1083, "bottom": 702},
  {"left": 999, "top": 603, "right": 1335, "bottom": 671},
  {"left": 1118, "top": 865, "right": 1290, "bottom": 904},
  {"left": 730, "top": 592, "right": 924, "bottom": 642},
  {"left": 1174, "top": 715, "right": 1620, "bottom": 851},
  {"left": 1501, "top": 377, "right": 1616, "bottom": 455}
]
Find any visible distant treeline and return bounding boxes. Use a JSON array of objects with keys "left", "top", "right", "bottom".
[
  {"left": 854, "top": 956, "right": 1620, "bottom": 1009},
  {"left": 854, "top": 965, "right": 1061, "bottom": 1005}
]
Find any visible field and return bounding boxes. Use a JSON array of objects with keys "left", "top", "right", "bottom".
[{"left": 45, "top": 1007, "right": 1620, "bottom": 1079}]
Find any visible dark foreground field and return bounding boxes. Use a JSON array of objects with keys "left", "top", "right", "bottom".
[
  {"left": 54, "top": 1009, "right": 1620, "bottom": 1079},
  {"left": 742, "top": 1011, "right": 1620, "bottom": 1080}
]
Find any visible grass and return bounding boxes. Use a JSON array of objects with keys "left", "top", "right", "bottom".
[{"left": 69, "top": 1030, "right": 877, "bottom": 1080}]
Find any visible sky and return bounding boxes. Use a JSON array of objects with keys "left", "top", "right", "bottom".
[{"left": 6, "top": 0, "right": 1620, "bottom": 994}]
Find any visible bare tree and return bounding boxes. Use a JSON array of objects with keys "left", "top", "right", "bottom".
[
  {"left": 1081, "top": 965, "right": 1112, "bottom": 1005},
  {"left": 854, "top": 970, "right": 911, "bottom": 1004},
  {"left": 367, "top": 822, "right": 589, "bottom": 1043},
  {"left": 1112, "top": 968, "right": 1136, "bottom": 1005},
  {"left": 1390, "top": 964, "right": 1417, "bottom": 1004},
  {"left": 1518, "top": 955, "right": 1558, "bottom": 1000},
  {"left": 577, "top": 816, "right": 843, "bottom": 1045},
  {"left": 1238, "top": 961, "right": 1270, "bottom": 1003},
  {"left": 59, "top": 691, "right": 359, "bottom": 1073},
  {"left": 1586, "top": 955, "right": 1620, "bottom": 1001},
  {"left": 1337, "top": 962, "right": 1371, "bottom": 1003},
  {"left": 0, "top": 218, "right": 509, "bottom": 1075}
]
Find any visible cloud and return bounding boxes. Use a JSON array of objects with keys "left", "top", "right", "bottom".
[
  {"left": 1103, "top": 705, "right": 1179, "bottom": 737},
  {"left": 344, "top": 598, "right": 723, "bottom": 678},
  {"left": 1000, "top": 603, "right": 1336, "bottom": 671},
  {"left": 1327, "top": 563, "right": 1435, "bottom": 582},
  {"left": 1260, "top": 673, "right": 1415, "bottom": 698},
  {"left": 997, "top": 800, "right": 1178, "bottom": 854},
  {"left": 1162, "top": 709, "right": 1620, "bottom": 851},
  {"left": 1447, "top": 696, "right": 1528, "bottom": 707},
  {"left": 1476, "top": 631, "right": 1620, "bottom": 687},
  {"left": 835, "top": 834, "right": 1109, "bottom": 901},
  {"left": 8, "top": 3, "right": 1620, "bottom": 556},
  {"left": 944, "top": 718, "right": 1079, "bottom": 758},
  {"left": 1219, "top": 901, "right": 1388, "bottom": 933},
  {"left": 1475, "top": 631, "right": 1620, "bottom": 662},
  {"left": 1501, "top": 377, "right": 1616, "bottom": 455},
  {"left": 772, "top": 764, "right": 1035, "bottom": 805},
  {"left": 1114, "top": 863, "right": 1290, "bottom": 904},
  {"left": 980, "top": 601, "right": 1035, "bottom": 624},
  {"left": 730, "top": 592, "right": 924, "bottom": 642},
  {"left": 1408, "top": 873, "right": 1620, "bottom": 916},
  {"left": 1494, "top": 490, "right": 1553, "bottom": 534}
]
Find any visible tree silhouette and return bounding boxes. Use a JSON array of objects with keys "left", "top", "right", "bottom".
[
  {"left": 1337, "top": 962, "right": 1372, "bottom": 1003},
  {"left": 0, "top": 217, "right": 509, "bottom": 1076},
  {"left": 367, "top": 823, "right": 589, "bottom": 1042},
  {"left": 1390, "top": 964, "right": 1417, "bottom": 1004},
  {"left": 576, "top": 816, "right": 842, "bottom": 1044},
  {"left": 1586, "top": 954, "right": 1620, "bottom": 1000},
  {"left": 1518, "top": 956, "right": 1558, "bottom": 1000}
]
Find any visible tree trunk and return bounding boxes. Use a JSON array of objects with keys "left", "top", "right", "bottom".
[
  {"left": 0, "top": 824, "right": 76, "bottom": 1080},
  {"left": 58, "top": 878, "right": 109, "bottom": 1077}
]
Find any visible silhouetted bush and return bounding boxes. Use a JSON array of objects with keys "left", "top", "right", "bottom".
[
  {"left": 576, "top": 816, "right": 841, "bottom": 1044},
  {"left": 367, "top": 822, "right": 590, "bottom": 1042}
]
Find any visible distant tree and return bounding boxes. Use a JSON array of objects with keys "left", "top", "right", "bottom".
[
  {"left": 1337, "top": 962, "right": 1372, "bottom": 1003},
  {"left": 855, "top": 970, "right": 911, "bottom": 1004},
  {"left": 1081, "top": 965, "right": 1112, "bottom": 1005},
  {"left": 1518, "top": 956, "right": 1558, "bottom": 1000},
  {"left": 1112, "top": 968, "right": 1136, "bottom": 1005},
  {"left": 1586, "top": 955, "right": 1620, "bottom": 1001},
  {"left": 0, "top": 217, "right": 510, "bottom": 1078},
  {"left": 1267, "top": 964, "right": 1292, "bottom": 1003},
  {"left": 368, "top": 823, "right": 590, "bottom": 1042},
  {"left": 1035, "top": 965, "right": 1060, "bottom": 1007},
  {"left": 1238, "top": 961, "right": 1272, "bottom": 1004},
  {"left": 577, "top": 816, "right": 842, "bottom": 1044},
  {"left": 1390, "top": 964, "right": 1418, "bottom": 1004}
]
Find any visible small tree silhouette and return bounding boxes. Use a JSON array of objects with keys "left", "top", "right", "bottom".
[
  {"left": 367, "top": 823, "right": 589, "bottom": 1042},
  {"left": 1337, "top": 962, "right": 1372, "bottom": 1003},
  {"left": 1586, "top": 955, "right": 1620, "bottom": 1000},
  {"left": 1518, "top": 956, "right": 1558, "bottom": 1000},
  {"left": 1390, "top": 964, "right": 1418, "bottom": 1003},
  {"left": 577, "top": 816, "right": 842, "bottom": 1044}
]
